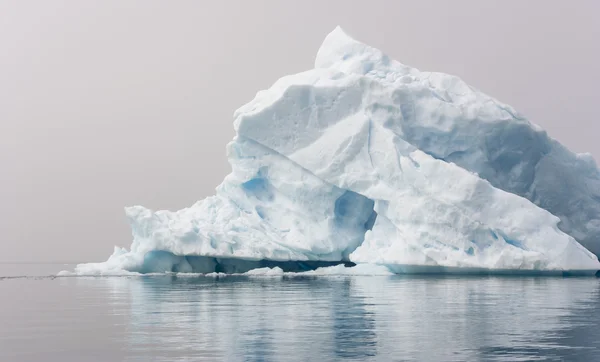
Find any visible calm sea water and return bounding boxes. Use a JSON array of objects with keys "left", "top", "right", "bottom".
[{"left": 1, "top": 264, "right": 600, "bottom": 361}]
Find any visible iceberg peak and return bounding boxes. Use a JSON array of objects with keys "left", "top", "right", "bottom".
[
  {"left": 315, "top": 26, "right": 358, "bottom": 68},
  {"left": 75, "top": 28, "right": 600, "bottom": 276}
]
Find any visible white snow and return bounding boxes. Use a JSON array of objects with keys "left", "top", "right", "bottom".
[
  {"left": 242, "top": 264, "right": 393, "bottom": 277},
  {"left": 73, "top": 27, "right": 600, "bottom": 276},
  {"left": 59, "top": 264, "right": 393, "bottom": 278}
]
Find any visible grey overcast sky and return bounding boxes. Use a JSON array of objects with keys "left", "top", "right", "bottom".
[{"left": 1, "top": 0, "right": 599, "bottom": 263}]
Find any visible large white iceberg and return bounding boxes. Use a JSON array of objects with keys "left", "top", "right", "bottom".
[{"left": 76, "top": 27, "right": 600, "bottom": 275}]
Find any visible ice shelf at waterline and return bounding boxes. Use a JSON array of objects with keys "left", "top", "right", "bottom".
[{"left": 75, "top": 27, "right": 600, "bottom": 275}]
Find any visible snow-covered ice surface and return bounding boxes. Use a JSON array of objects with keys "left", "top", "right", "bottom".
[
  {"left": 74, "top": 27, "right": 600, "bottom": 276},
  {"left": 59, "top": 264, "right": 392, "bottom": 277}
]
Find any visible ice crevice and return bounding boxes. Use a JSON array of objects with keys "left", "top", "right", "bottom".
[
  {"left": 71, "top": 26, "right": 600, "bottom": 276},
  {"left": 137, "top": 251, "right": 357, "bottom": 274}
]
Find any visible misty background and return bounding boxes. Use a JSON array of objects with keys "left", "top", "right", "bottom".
[{"left": 1, "top": 0, "right": 598, "bottom": 263}]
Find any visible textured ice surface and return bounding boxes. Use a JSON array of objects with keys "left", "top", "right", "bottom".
[{"left": 76, "top": 27, "right": 600, "bottom": 275}]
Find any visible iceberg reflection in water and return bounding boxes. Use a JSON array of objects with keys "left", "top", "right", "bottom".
[
  {"left": 2, "top": 275, "right": 600, "bottom": 361},
  {"left": 103, "top": 276, "right": 600, "bottom": 360}
]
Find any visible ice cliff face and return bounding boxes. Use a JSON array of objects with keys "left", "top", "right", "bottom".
[{"left": 76, "top": 27, "right": 600, "bottom": 275}]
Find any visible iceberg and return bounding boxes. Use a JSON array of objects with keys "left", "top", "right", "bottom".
[{"left": 75, "top": 27, "right": 600, "bottom": 275}]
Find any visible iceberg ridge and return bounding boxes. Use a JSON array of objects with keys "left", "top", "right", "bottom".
[{"left": 75, "top": 27, "right": 600, "bottom": 275}]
